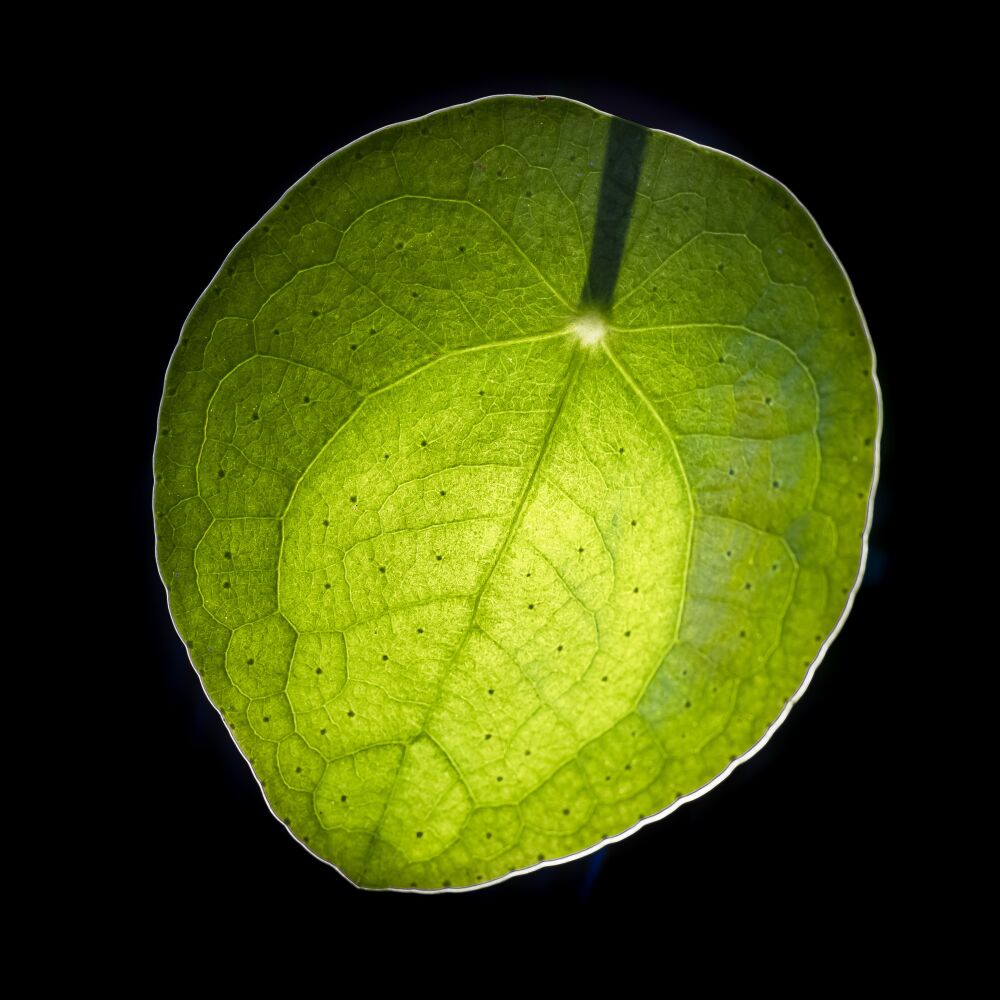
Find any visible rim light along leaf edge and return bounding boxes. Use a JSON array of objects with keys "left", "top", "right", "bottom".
[{"left": 153, "top": 95, "right": 881, "bottom": 893}]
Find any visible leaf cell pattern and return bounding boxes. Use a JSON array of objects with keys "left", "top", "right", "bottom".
[{"left": 154, "top": 96, "right": 879, "bottom": 890}]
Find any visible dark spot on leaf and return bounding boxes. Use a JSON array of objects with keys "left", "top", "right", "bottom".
[
  {"left": 488, "top": 688, "right": 494, "bottom": 695},
  {"left": 486, "top": 832, "right": 492, "bottom": 839},
  {"left": 459, "top": 245, "right": 466, "bottom": 252},
  {"left": 350, "top": 344, "right": 357, "bottom": 351},
  {"left": 773, "top": 480, "right": 780, "bottom": 488},
  {"left": 217, "top": 469, "right": 225, "bottom": 478},
  {"left": 601, "top": 675, "right": 608, "bottom": 682},
  {"left": 224, "top": 551, "right": 231, "bottom": 560},
  {"left": 421, "top": 440, "right": 428, "bottom": 447},
  {"left": 382, "top": 654, "right": 389, "bottom": 661},
  {"left": 247, "top": 658, "right": 254, "bottom": 665},
  {"left": 311, "top": 309, "right": 319, "bottom": 317},
  {"left": 739, "top": 630, "right": 746, "bottom": 638},
  {"left": 295, "top": 766, "right": 302, "bottom": 773},
  {"left": 263, "top": 717, "right": 270, "bottom": 723},
  {"left": 436, "top": 554, "right": 442, "bottom": 561},
  {"left": 524, "top": 749, "right": 531, "bottom": 756},
  {"left": 484, "top": 733, "right": 492, "bottom": 740},
  {"left": 347, "top": 710, "right": 355, "bottom": 718},
  {"left": 223, "top": 582, "right": 231, "bottom": 589},
  {"left": 341, "top": 794, "right": 347, "bottom": 802},
  {"left": 322, "top": 519, "right": 329, "bottom": 527},
  {"left": 417, "top": 627, "right": 424, "bottom": 634},
  {"left": 745, "top": 582, "right": 752, "bottom": 590},
  {"left": 416, "top": 831, "right": 423, "bottom": 838},
  {"left": 624, "top": 630, "right": 631, "bottom": 637},
  {"left": 557, "top": 644, "right": 563, "bottom": 651},
  {"left": 562, "top": 808, "right": 570, "bottom": 815},
  {"left": 528, "top": 603, "right": 534, "bottom": 609},
  {"left": 379, "top": 566, "right": 386, "bottom": 573},
  {"left": 439, "top": 490, "right": 446, "bottom": 497},
  {"left": 316, "top": 667, "right": 323, "bottom": 674}
]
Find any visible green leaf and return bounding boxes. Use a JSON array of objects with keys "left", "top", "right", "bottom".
[{"left": 154, "top": 95, "right": 879, "bottom": 891}]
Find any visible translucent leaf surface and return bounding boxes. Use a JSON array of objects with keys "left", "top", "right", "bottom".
[{"left": 153, "top": 95, "right": 879, "bottom": 891}]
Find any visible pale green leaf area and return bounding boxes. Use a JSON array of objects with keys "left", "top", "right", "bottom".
[{"left": 154, "top": 95, "right": 878, "bottom": 891}]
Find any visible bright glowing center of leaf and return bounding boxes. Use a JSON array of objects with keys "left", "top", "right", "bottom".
[{"left": 571, "top": 313, "right": 607, "bottom": 347}]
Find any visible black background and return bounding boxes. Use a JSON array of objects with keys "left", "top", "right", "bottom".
[{"left": 118, "top": 49, "right": 926, "bottom": 949}]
